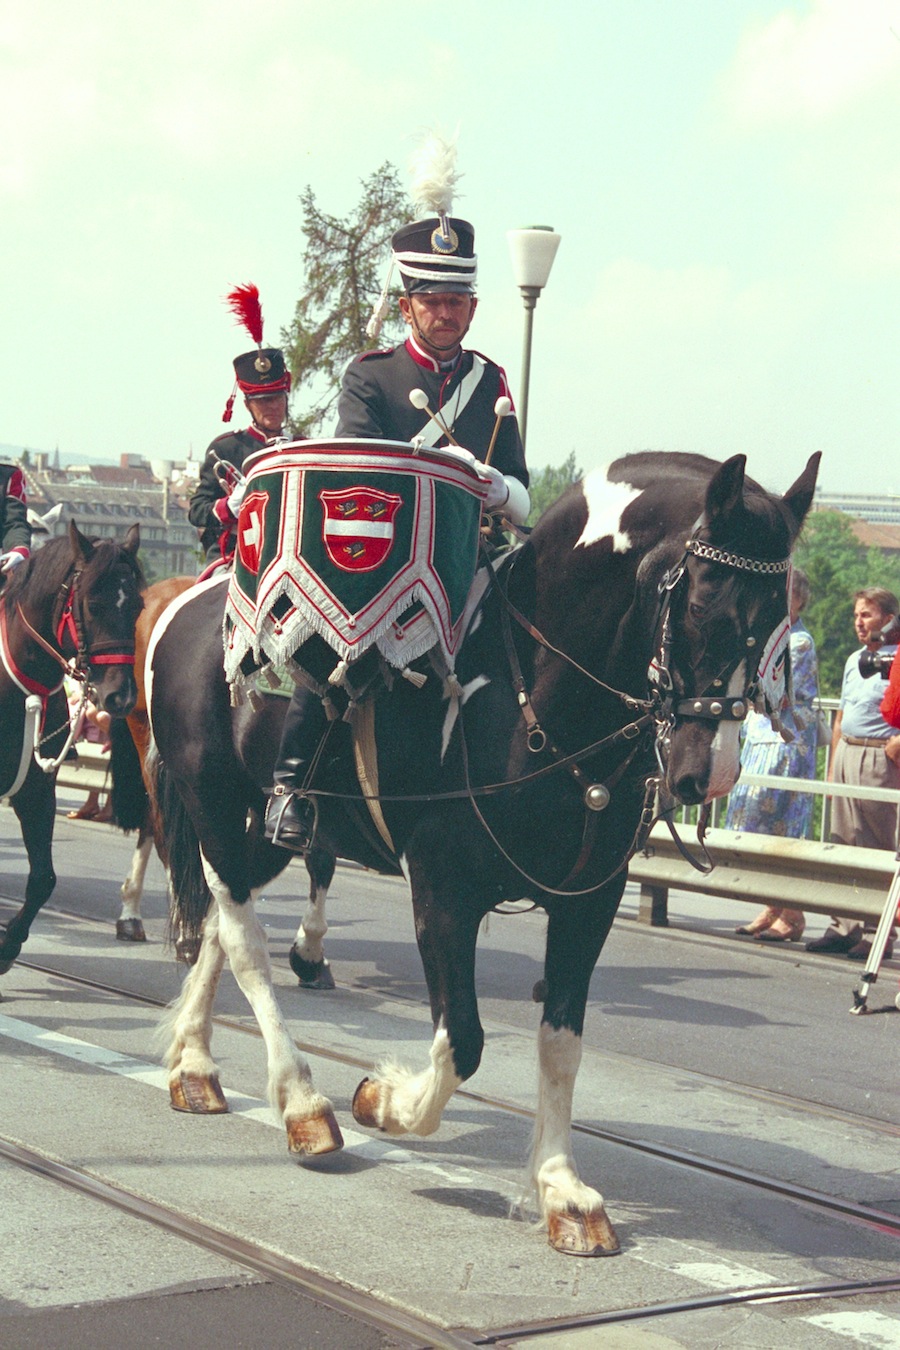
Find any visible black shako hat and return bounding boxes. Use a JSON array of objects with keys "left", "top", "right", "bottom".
[
  {"left": 391, "top": 216, "right": 477, "bottom": 295},
  {"left": 222, "top": 283, "right": 291, "bottom": 421},
  {"left": 232, "top": 347, "right": 290, "bottom": 396}
]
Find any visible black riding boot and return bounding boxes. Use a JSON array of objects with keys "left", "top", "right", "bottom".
[{"left": 264, "top": 687, "right": 326, "bottom": 853}]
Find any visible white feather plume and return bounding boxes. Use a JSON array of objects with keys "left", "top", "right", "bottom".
[{"left": 410, "top": 131, "right": 461, "bottom": 217}]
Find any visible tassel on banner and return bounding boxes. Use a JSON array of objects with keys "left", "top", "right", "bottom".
[{"left": 401, "top": 666, "right": 428, "bottom": 688}]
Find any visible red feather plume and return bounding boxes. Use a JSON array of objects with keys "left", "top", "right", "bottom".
[{"left": 225, "top": 282, "right": 264, "bottom": 345}]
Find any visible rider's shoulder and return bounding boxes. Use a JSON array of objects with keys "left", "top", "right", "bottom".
[{"left": 355, "top": 346, "right": 396, "bottom": 363}]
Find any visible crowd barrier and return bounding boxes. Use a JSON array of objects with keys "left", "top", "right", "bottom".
[
  {"left": 55, "top": 741, "right": 110, "bottom": 796},
  {"left": 54, "top": 702, "right": 898, "bottom": 935}
]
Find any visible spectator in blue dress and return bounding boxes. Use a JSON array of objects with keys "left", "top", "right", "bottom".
[{"left": 729, "top": 567, "right": 819, "bottom": 942}]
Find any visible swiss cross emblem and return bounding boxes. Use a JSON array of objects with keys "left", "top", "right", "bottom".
[
  {"left": 236, "top": 490, "right": 268, "bottom": 575},
  {"left": 320, "top": 487, "right": 403, "bottom": 572}
]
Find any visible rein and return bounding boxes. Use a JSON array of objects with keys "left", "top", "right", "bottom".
[
  {"left": 299, "top": 526, "right": 792, "bottom": 898},
  {"left": 0, "top": 558, "right": 136, "bottom": 795}
]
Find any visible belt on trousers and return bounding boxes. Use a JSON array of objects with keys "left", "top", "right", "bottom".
[{"left": 841, "top": 734, "right": 891, "bottom": 748}]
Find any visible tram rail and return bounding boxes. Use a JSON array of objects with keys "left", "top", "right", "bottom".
[
  {"left": 11, "top": 951, "right": 900, "bottom": 1247},
  {"left": 2, "top": 876, "right": 899, "bottom": 1345}
]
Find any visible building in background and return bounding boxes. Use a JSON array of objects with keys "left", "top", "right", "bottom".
[{"left": 16, "top": 450, "right": 201, "bottom": 578}]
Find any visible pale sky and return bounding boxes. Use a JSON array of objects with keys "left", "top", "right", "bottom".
[{"left": 3, "top": 0, "right": 899, "bottom": 495}]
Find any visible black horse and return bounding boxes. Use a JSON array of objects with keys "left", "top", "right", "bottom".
[
  {"left": 0, "top": 522, "right": 144, "bottom": 973},
  {"left": 148, "top": 450, "right": 818, "bottom": 1256}
]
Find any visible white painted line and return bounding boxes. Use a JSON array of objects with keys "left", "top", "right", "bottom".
[
  {"left": 804, "top": 1311, "right": 900, "bottom": 1347},
  {"left": 669, "top": 1259, "right": 774, "bottom": 1290},
  {"left": 0, "top": 1013, "right": 496, "bottom": 1190}
]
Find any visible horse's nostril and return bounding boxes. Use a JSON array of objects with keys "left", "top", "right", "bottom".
[{"left": 674, "top": 774, "right": 707, "bottom": 805}]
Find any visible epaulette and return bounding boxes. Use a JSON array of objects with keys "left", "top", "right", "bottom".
[{"left": 357, "top": 347, "right": 395, "bottom": 362}]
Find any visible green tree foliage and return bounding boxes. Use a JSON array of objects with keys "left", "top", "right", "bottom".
[
  {"left": 793, "top": 510, "right": 900, "bottom": 696},
  {"left": 527, "top": 452, "right": 582, "bottom": 525},
  {"left": 282, "top": 164, "right": 410, "bottom": 438}
]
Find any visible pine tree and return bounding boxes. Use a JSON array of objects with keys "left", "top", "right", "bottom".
[{"left": 282, "top": 163, "right": 410, "bottom": 438}]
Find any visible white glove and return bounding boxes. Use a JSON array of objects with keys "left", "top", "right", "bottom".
[
  {"left": 435, "top": 443, "right": 478, "bottom": 471},
  {"left": 474, "top": 468, "right": 530, "bottom": 525},
  {"left": 0, "top": 550, "right": 27, "bottom": 574},
  {"left": 475, "top": 463, "right": 510, "bottom": 512},
  {"left": 226, "top": 480, "right": 247, "bottom": 519}
]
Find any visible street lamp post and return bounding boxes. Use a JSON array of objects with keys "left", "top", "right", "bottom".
[{"left": 507, "top": 226, "right": 561, "bottom": 448}]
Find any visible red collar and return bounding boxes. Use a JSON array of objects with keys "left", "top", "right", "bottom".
[{"left": 405, "top": 337, "right": 463, "bottom": 375}]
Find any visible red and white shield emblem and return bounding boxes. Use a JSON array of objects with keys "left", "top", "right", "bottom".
[
  {"left": 236, "top": 490, "right": 269, "bottom": 575},
  {"left": 319, "top": 487, "right": 403, "bottom": 572}
]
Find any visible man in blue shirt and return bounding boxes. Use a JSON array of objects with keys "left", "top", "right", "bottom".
[{"left": 807, "top": 587, "right": 900, "bottom": 958}]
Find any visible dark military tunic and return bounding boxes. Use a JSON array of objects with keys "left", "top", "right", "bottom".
[
  {"left": 188, "top": 426, "right": 268, "bottom": 559},
  {"left": 335, "top": 338, "right": 528, "bottom": 487},
  {"left": 0, "top": 464, "right": 31, "bottom": 556}
]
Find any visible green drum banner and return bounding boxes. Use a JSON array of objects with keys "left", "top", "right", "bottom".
[{"left": 224, "top": 439, "right": 488, "bottom": 686}]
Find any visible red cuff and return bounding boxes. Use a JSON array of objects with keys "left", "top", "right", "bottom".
[
  {"left": 10, "top": 547, "right": 29, "bottom": 560},
  {"left": 212, "top": 497, "right": 233, "bottom": 524}
]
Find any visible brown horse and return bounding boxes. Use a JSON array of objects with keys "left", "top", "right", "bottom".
[{"left": 113, "top": 575, "right": 194, "bottom": 942}]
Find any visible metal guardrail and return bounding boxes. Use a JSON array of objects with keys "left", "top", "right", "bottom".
[
  {"left": 55, "top": 742, "right": 111, "bottom": 795},
  {"left": 629, "top": 824, "right": 898, "bottom": 927}
]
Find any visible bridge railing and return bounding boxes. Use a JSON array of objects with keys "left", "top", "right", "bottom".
[{"left": 631, "top": 697, "right": 900, "bottom": 927}]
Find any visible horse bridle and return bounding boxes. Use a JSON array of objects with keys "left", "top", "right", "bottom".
[
  {"left": 650, "top": 530, "right": 791, "bottom": 732},
  {"left": 0, "top": 559, "right": 136, "bottom": 723}
]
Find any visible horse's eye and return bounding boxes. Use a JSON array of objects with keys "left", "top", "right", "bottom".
[{"left": 689, "top": 602, "right": 706, "bottom": 621}]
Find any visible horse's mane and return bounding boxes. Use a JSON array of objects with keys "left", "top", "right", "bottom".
[{"left": 3, "top": 531, "right": 144, "bottom": 606}]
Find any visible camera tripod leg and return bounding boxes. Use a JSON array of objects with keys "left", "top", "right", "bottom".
[{"left": 850, "top": 854, "right": 900, "bottom": 1014}]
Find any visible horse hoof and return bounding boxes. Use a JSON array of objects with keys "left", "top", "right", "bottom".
[
  {"left": 0, "top": 958, "right": 13, "bottom": 976},
  {"left": 174, "top": 935, "right": 202, "bottom": 966},
  {"left": 169, "top": 1073, "right": 229, "bottom": 1115},
  {"left": 547, "top": 1206, "right": 621, "bottom": 1257},
  {"left": 287, "top": 1110, "right": 344, "bottom": 1157},
  {"left": 116, "top": 917, "right": 146, "bottom": 942},
  {"left": 351, "top": 1077, "right": 384, "bottom": 1130},
  {"left": 290, "top": 948, "right": 336, "bottom": 990},
  {"left": 532, "top": 979, "right": 546, "bottom": 1003}
]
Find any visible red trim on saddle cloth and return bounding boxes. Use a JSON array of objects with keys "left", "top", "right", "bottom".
[{"left": 0, "top": 598, "right": 61, "bottom": 728}]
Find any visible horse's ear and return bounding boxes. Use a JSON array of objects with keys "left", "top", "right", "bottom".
[
  {"left": 704, "top": 454, "right": 747, "bottom": 525},
  {"left": 781, "top": 451, "right": 821, "bottom": 532},
  {"left": 123, "top": 524, "right": 141, "bottom": 555},
  {"left": 69, "top": 519, "right": 95, "bottom": 563}
]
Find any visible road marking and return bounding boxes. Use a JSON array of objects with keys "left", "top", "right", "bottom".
[
  {"left": 804, "top": 1311, "right": 900, "bottom": 1347},
  {"left": 668, "top": 1259, "right": 774, "bottom": 1290},
  {"left": 0, "top": 1012, "right": 495, "bottom": 1190}
]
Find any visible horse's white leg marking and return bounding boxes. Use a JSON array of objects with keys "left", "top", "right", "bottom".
[
  {"left": 441, "top": 676, "right": 490, "bottom": 761},
  {"left": 373, "top": 1024, "right": 462, "bottom": 1136},
  {"left": 120, "top": 834, "right": 153, "bottom": 921},
  {"left": 705, "top": 663, "right": 746, "bottom": 801},
  {"left": 200, "top": 854, "right": 332, "bottom": 1124},
  {"left": 158, "top": 903, "right": 226, "bottom": 1084},
  {"left": 575, "top": 470, "right": 641, "bottom": 552},
  {"left": 529, "top": 1025, "right": 606, "bottom": 1221},
  {"left": 294, "top": 880, "right": 328, "bottom": 966}
]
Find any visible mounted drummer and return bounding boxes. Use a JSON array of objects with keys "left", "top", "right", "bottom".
[
  {"left": 264, "top": 136, "right": 531, "bottom": 851},
  {"left": 0, "top": 463, "right": 32, "bottom": 579},
  {"left": 188, "top": 285, "right": 291, "bottom": 563}
]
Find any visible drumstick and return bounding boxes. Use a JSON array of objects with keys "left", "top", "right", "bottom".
[
  {"left": 409, "top": 388, "right": 461, "bottom": 446},
  {"left": 484, "top": 396, "right": 512, "bottom": 466}
]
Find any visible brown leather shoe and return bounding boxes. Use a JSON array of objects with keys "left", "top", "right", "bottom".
[
  {"left": 736, "top": 907, "right": 780, "bottom": 936},
  {"left": 756, "top": 917, "right": 805, "bottom": 943}
]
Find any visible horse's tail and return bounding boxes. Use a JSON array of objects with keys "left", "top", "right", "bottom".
[
  {"left": 146, "top": 746, "right": 212, "bottom": 943},
  {"left": 109, "top": 717, "right": 148, "bottom": 832}
]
